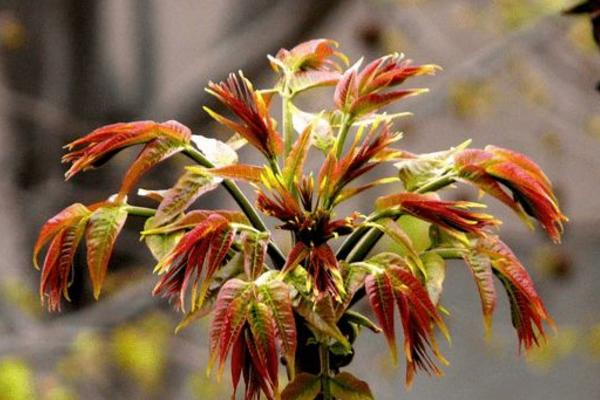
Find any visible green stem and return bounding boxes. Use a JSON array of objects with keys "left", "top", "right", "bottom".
[
  {"left": 124, "top": 205, "right": 156, "bottom": 217},
  {"left": 282, "top": 94, "right": 294, "bottom": 156},
  {"left": 423, "top": 248, "right": 467, "bottom": 260},
  {"left": 336, "top": 209, "right": 401, "bottom": 260},
  {"left": 319, "top": 343, "right": 332, "bottom": 400},
  {"left": 183, "top": 146, "right": 286, "bottom": 268}
]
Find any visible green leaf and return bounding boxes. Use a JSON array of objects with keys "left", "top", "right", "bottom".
[
  {"left": 421, "top": 252, "right": 446, "bottom": 305},
  {"left": 342, "top": 310, "right": 382, "bottom": 333},
  {"left": 281, "top": 373, "right": 320, "bottom": 400},
  {"left": 290, "top": 105, "right": 335, "bottom": 153},
  {"left": 143, "top": 217, "right": 184, "bottom": 261},
  {"left": 85, "top": 205, "right": 128, "bottom": 299},
  {"left": 330, "top": 372, "right": 374, "bottom": 400},
  {"left": 396, "top": 215, "right": 431, "bottom": 253},
  {"left": 394, "top": 142, "right": 468, "bottom": 191}
]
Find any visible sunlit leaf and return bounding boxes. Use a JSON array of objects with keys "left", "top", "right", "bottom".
[{"left": 191, "top": 134, "right": 238, "bottom": 166}]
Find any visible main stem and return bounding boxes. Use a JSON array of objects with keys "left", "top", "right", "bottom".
[
  {"left": 319, "top": 343, "right": 332, "bottom": 400},
  {"left": 184, "top": 146, "right": 286, "bottom": 268}
]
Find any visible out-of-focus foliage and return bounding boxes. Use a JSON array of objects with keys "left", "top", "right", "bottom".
[
  {"left": 0, "top": 358, "right": 35, "bottom": 400},
  {"left": 110, "top": 313, "right": 170, "bottom": 391}
]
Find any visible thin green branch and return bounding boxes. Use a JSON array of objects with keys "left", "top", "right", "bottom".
[
  {"left": 183, "top": 146, "right": 286, "bottom": 268},
  {"left": 333, "top": 113, "right": 352, "bottom": 159},
  {"left": 336, "top": 209, "right": 401, "bottom": 260}
]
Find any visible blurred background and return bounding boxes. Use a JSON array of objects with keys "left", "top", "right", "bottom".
[{"left": 0, "top": 0, "right": 599, "bottom": 399}]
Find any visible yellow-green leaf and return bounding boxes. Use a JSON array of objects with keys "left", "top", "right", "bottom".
[
  {"left": 330, "top": 372, "right": 374, "bottom": 400},
  {"left": 281, "top": 373, "right": 321, "bottom": 400}
]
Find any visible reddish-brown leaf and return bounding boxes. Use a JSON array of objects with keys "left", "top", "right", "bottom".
[
  {"left": 40, "top": 221, "right": 87, "bottom": 311},
  {"left": 463, "top": 251, "right": 497, "bottom": 333},
  {"left": 375, "top": 192, "right": 500, "bottom": 236},
  {"left": 63, "top": 120, "right": 190, "bottom": 180},
  {"left": 118, "top": 136, "right": 187, "bottom": 199}
]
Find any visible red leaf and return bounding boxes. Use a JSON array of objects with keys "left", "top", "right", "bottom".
[
  {"left": 455, "top": 147, "right": 566, "bottom": 243},
  {"left": 33, "top": 203, "right": 90, "bottom": 270},
  {"left": 153, "top": 213, "right": 232, "bottom": 311},
  {"left": 479, "top": 237, "right": 553, "bottom": 350},
  {"left": 208, "top": 278, "right": 250, "bottom": 371},
  {"left": 63, "top": 120, "right": 190, "bottom": 180},
  {"left": 349, "top": 89, "right": 427, "bottom": 116},
  {"left": 375, "top": 192, "right": 500, "bottom": 236}
]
